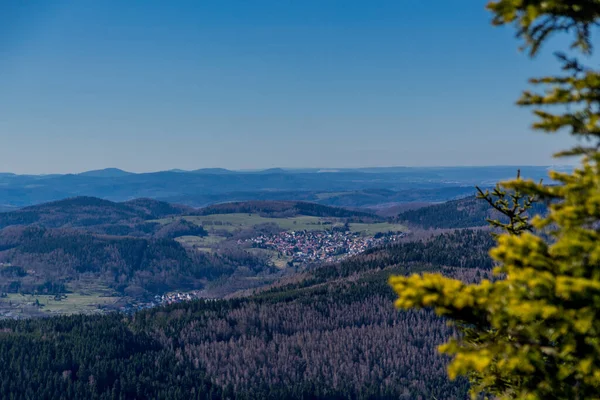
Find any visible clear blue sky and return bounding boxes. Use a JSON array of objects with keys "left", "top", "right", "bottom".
[{"left": 0, "top": 0, "right": 577, "bottom": 173}]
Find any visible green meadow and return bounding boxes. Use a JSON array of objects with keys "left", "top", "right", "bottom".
[
  {"left": 0, "top": 293, "right": 120, "bottom": 317},
  {"left": 154, "top": 213, "right": 406, "bottom": 235}
]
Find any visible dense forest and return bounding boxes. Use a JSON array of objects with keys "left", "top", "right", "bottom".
[
  {"left": 0, "top": 197, "right": 192, "bottom": 231},
  {"left": 0, "top": 225, "right": 272, "bottom": 296},
  {"left": 308, "top": 229, "right": 495, "bottom": 283},
  {"left": 0, "top": 269, "right": 471, "bottom": 399},
  {"left": 397, "top": 195, "right": 547, "bottom": 229},
  {"left": 0, "top": 229, "right": 496, "bottom": 399}
]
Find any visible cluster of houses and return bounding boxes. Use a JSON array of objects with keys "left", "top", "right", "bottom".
[
  {"left": 120, "top": 292, "right": 216, "bottom": 313},
  {"left": 155, "top": 292, "right": 197, "bottom": 305},
  {"left": 245, "top": 229, "right": 405, "bottom": 264}
]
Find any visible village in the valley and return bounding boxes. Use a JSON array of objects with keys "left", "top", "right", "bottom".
[
  {"left": 128, "top": 229, "right": 406, "bottom": 312},
  {"left": 244, "top": 229, "right": 405, "bottom": 264},
  {"left": 0, "top": 224, "right": 408, "bottom": 319}
]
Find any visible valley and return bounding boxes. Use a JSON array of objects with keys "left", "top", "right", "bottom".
[{"left": 0, "top": 198, "right": 409, "bottom": 318}]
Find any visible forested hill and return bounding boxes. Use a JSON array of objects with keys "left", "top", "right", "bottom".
[
  {"left": 195, "top": 200, "right": 382, "bottom": 220},
  {"left": 0, "top": 196, "right": 193, "bottom": 230},
  {"left": 396, "top": 195, "right": 547, "bottom": 229},
  {"left": 0, "top": 225, "right": 272, "bottom": 297},
  {"left": 0, "top": 229, "right": 497, "bottom": 399}
]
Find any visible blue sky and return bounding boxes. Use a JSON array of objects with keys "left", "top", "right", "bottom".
[{"left": 0, "top": 0, "right": 578, "bottom": 173}]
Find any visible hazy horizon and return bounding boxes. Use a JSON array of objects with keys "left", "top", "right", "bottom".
[{"left": 0, "top": 163, "right": 577, "bottom": 176}]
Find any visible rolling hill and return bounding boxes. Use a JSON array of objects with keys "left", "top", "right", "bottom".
[
  {"left": 0, "top": 196, "right": 193, "bottom": 231},
  {"left": 195, "top": 200, "right": 382, "bottom": 220}
]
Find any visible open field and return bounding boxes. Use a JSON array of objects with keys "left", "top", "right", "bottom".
[
  {"left": 314, "top": 191, "right": 350, "bottom": 200},
  {"left": 184, "top": 214, "right": 325, "bottom": 232},
  {"left": 348, "top": 222, "right": 407, "bottom": 234},
  {"left": 175, "top": 235, "right": 225, "bottom": 252},
  {"left": 0, "top": 293, "right": 120, "bottom": 318},
  {"left": 153, "top": 213, "right": 406, "bottom": 235},
  {"left": 153, "top": 213, "right": 330, "bottom": 232}
]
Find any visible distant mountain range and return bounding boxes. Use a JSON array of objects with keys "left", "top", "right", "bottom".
[
  {"left": 0, "top": 166, "right": 567, "bottom": 209},
  {"left": 53, "top": 165, "right": 573, "bottom": 176}
]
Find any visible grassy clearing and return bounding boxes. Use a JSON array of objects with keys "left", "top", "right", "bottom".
[
  {"left": 249, "top": 248, "right": 290, "bottom": 269},
  {"left": 154, "top": 214, "right": 328, "bottom": 232},
  {"left": 349, "top": 222, "right": 407, "bottom": 234},
  {"left": 175, "top": 235, "right": 226, "bottom": 252},
  {"left": 314, "top": 192, "right": 349, "bottom": 200},
  {"left": 68, "top": 281, "right": 115, "bottom": 297},
  {"left": 175, "top": 235, "right": 225, "bottom": 250},
  {"left": 192, "top": 214, "right": 408, "bottom": 235},
  {"left": 1, "top": 293, "right": 120, "bottom": 316},
  {"left": 155, "top": 213, "right": 406, "bottom": 235}
]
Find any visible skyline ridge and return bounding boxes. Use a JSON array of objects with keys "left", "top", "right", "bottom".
[{"left": 0, "top": 164, "right": 576, "bottom": 176}]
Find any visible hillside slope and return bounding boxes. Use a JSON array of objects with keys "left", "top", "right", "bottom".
[
  {"left": 0, "top": 225, "right": 271, "bottom": 297},
  {"left": 396, "top": 195, "right": 547, "bottom": 229}
]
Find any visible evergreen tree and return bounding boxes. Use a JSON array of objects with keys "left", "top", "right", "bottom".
[{"left": 390, "top": 1, "right": 600, "bottom": 398}]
